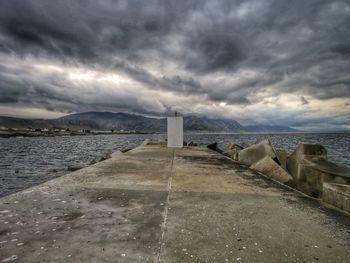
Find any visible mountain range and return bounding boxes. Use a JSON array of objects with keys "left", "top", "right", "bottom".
[{"left": 0, "top": 111, "right": 297, "bottom": 133}]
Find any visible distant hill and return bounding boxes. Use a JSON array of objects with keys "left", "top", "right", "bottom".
[
  {"left": 244, "top": 125, "right": 298, "bottom": 132},
  {"left": 0, "top": 111, "right": 297, "bottom": 133},
  {"left": 0, "top": 116, "right": 51, "bottom": 129},
  {"left": 183, "top": 116, "right": 244, "bottom": 132},
  {"left": 55, "top": 112, "right": 164, "bottom": 132}
]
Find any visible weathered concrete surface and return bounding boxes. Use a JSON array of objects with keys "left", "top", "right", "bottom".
[
  {"left": 238, "top": 139, "right": 276, "bottom": 166},
  {"left": 275, "top": 149, "right": 288, "bottom": 170},
  {"left": 323, "top": 183, "right": 350, "bottom": 213},
  {"left": 223, "top": 148, "right": 239, "bottom": 161},
  {"left": 0, "top": 144, "right": 350, "bottom": 262},
  {"left": 287, "top": 143, "right": 350, "bottom": 198},
  {"left": 250, "top": 156, "right": 293, "bottom": 185}
]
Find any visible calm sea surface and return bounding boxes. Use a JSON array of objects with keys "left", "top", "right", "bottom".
[{"left": 0, "top": 133, "right": 349, "bottom": 197}]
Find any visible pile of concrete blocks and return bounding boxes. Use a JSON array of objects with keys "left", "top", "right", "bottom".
[
  {"left": 222, "top": 139, "right": 294, "bottom": 186},
  {"left": 220, "top": 140, "right": 350, "bottom": 209},
  {"left": 238, "top": 139, "right": 277, "bottom": 166}
]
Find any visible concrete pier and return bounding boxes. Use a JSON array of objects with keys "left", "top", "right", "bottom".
[{"left": 0, "top": 143, "right": 350, "bottom": 262}]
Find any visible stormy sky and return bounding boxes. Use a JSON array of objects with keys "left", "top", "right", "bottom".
[{"left": 0, "top": 0, "right": 349, "bottom": 130}]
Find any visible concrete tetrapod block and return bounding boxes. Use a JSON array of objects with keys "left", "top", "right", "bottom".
[
  {"left": 291, "top": 161, "right": 350, "bottom": 198},
  {"left": 223, "top": 148, "right": 240, "bottom": 161},
  {"left": 287, "top": 143, "right": 350, "bottom": 198},
  {"left": 223, "top": 142, "right": 244, "bottom": 161},
  {"left": 276, "top": 149, "right": 288, "bottom": 170},
  {"left": 287, "top": 143, "right": 328, "bottom": 181},
  {"left": 238, "top": 139, "right": 276, "bottom": 166},
  {"left": 207, "top": 142, "right": 223, "bottom": 153},
  {"left": 250, "top": 155, "right": 294, "bottom": 186},
  {"left": 323, "top": 183, "right": 350, "bottom": 213},
  {"left": 224, "top": 141, "right": 244, "bottom": 152}
]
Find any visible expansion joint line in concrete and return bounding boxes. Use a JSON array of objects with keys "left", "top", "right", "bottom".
[{"left": 156, "top": 148, "right": 175, "bottom": 262}]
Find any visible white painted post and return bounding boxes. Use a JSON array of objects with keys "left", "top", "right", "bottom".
[{"left": 167, "top": 117, "right": 183, "bottom": 148}]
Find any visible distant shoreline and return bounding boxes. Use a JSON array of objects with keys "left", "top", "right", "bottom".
[
  {"left": 1, "top": 129, "right": 349, "bottom": 138},
  {"left": 0, "top": 130, "right": 155, "bottom": 138},
  {"left": 183, "top": 131, "right": 350, "bottom": 135}
]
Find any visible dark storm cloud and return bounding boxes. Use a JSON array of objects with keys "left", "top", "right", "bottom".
[
  {"left": 0, "top": 0, "right": 350, "bottom": 128},
  {"left": 185, "top": 32, "right": 248, "bottom": 73},
  {"left": 0, "top": 61, "right": 166, "bottom": 116},
  {"left": 0, "top": 0, "right": 186, "bottom": 62},
  {"left": 112, "top": 60, "right": 203, "bottom": 95}
]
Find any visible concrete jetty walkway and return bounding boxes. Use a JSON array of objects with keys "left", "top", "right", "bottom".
[{"left": 0, "top": 143, "right": 349, "bottom": 262}]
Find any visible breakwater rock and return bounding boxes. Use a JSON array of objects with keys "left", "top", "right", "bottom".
[{"left": 209, "top": 140, "right": 350, "bottom": 213}]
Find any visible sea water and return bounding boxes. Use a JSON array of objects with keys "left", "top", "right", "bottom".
[{"left": 0, "top": 133, "right": 349, "bottom": 197}]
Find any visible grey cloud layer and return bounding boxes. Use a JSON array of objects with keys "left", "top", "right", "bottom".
[{"left": 0, "top": 0, "right": 349, "bottom": 127}]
